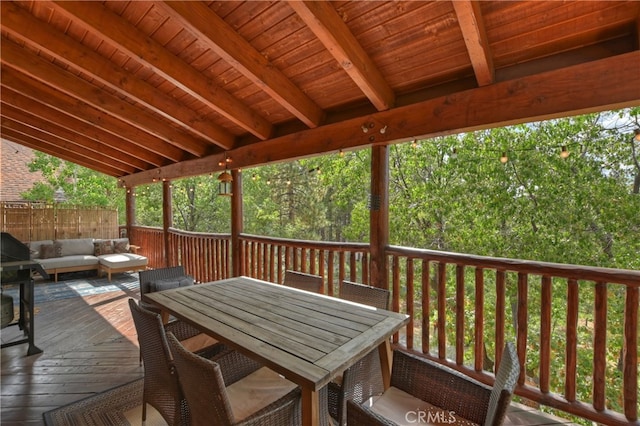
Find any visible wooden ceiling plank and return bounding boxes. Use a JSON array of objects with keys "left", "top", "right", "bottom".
[
  {"left": 50, "top": 0, "right": 273, "bottom": 141},
  {"left": 0, "top": 2, "right": 234, "bottom": 151},
  {"left": 122, "top": 51, "right": 640, "bottom": 187},
  {"left": 452, "top": 0, "right": 494, "bottom": 86},
  {"left": 1, "top": 102, "right": 146, "bottom": 172},
  {"left": 288, "top": 0, "right": 395, "bottom": 111},
  {"left": 1, "top": 127, "right": 126, "bottom": 177},
  {"left": 1, "top": 67, "right": 181, "bottom": 166},
  {"left": 160, "top": 2, "right": 325, "bottom": 129},
  {"left": 1, "top": 116, "right": 136, "bottom": 175},
  {"left": 0, "top": 37, "right": 212, "bottom": 158}
]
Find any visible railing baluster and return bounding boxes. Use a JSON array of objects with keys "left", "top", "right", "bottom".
[
  {"left": 517, "top": 272, "right": 528, "bottom": 386},
  {"left": 437, "top": 261, "right": 446, "bottom": 359},
  {"left": 406, "top": 257, "right": 414, "bottom": 350},
  {"left": 456, "top": 264, "right": 465, "bottom": 365},
  {"left": 540, "top": 275, "right": 552, "bottom": 393},
  {"left": 495, "top": 270, "right": 505, "bottom": 371},
  {"left": 623, "top": 286, "right": 638, "bottom": 421},
  {"left": 327, "top": 250, "right": 335, "bottom": 296},
  {"left": 338, "top": 251, "right": 345, "bottom": 285},
  {"left": 392, "top": 255, "right": 400, "bottom": 344},
  {"left": 474, "top": 267, "right": 484, "bottom": 372},
  {"left": 593, "top": 281, "right": 607, "bottom": 412},
  {"left": 565, "top": 278, "right": 579, "bottom": 402},
  {"left": 421, "top": 260, "right": 430, "bottom": 355},
  {"left": 318, "top": 250, "right": 325, "bottom": 294}
]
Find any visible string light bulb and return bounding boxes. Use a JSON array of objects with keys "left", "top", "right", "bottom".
[
  {"left": 560, "top": 145, "right": 570, "bottom": 158},
  {"left": 500, "top": 152, "right": 508, "bottom": 164}
]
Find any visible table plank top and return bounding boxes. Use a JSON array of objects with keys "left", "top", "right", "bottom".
[{"left": 145, "top": 276, "right": 409, "bottom": 390}]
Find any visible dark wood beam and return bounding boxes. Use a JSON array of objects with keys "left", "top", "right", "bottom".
[
  {"left": 0, "top": 2, "right": 234, "bottom": 151},
  {"left": 452, "top": 0, "right": 494, "bottom": 86},
  {"left": 0, "top": 37, "right": 211, "bottom": 157},
  {"left": 288, "top": 1, "right": 395, "bottom": 111},
  {"left": 122, "top": 51, "right": 640, "bottom": 187},
  {"left": 161, "top": 2, "right": 325, "bottom": 129},
  {"left": 1, "top": 68, "right": 179, "bottom": 166},
  {"left": 51, "top": 0, "right": 273, "bottom": 141}
]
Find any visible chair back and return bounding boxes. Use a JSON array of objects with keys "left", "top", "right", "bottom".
[
  {"left": 166, "top": 332, "right": 236, "bottom": 426},
  {"left": 139, "top": 266, "right": 187, "bottom": 296},
  {"left": 484, "top": 342, "right": 520, "bottom": 426},
  {"left": 283, "top": 270, "right": 323, "bottom": 293},
  {"left": 128, "top": 299, "right": 183, "bottom": 426},
  {"left": 340, "top": 281, "right": 389, "bottom": 310}
]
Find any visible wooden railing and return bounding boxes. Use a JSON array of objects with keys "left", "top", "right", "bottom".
[
  {"left": 238, "top": 234, "right": 369, "bottom": 296},
  {"left": 127, "top": 226, "right": 639, "bottom": 425}
]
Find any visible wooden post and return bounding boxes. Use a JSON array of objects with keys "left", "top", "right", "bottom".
[
  {"left": 162, "top": 180, "right": 172, "bottom": 267},
  {"left": 125, "top": 187, "right": 135, "bottom": 240},
  {"left": 369, "top": 145, "right": 389, "bottom": 290},
  {"left": 231, "top": 169, "right": 243, "bottom": 277}
]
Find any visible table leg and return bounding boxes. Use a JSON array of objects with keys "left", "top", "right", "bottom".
[
  {"left": 378, "top": 339, "right": 392, "bottom": 389},
  {"left": 301, "top": 385, "right": 319, "bottom": 426}
]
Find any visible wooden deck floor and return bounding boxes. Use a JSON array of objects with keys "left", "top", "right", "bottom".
[{"left": 1, "top": 273, "right": 578, "bottom": 425}]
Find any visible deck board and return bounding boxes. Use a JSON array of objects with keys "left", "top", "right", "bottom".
[{"left": 1, "top": 273, "right": 575, "bottom": 425}]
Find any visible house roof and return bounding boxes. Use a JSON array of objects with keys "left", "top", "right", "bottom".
[
  {"left": 1, "top": 1, "right": 639, "bottom": 188},
  {"left": 0, "top": 140, "right": 43, "bottom": 201}
]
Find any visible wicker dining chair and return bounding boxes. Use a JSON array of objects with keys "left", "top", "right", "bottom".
[
  {"left": 283, "top": 270, "right": 323, "bottom": 293},
  {"left": 128, "top": 299, "right": 225, "bottom": 426},
  {"left": 327, "top": 281, "right": 391, "bottom": 426},
  {"left": 166, "top": 331, "right": 303, "bottom": 426},
  {"left": 138, "top": 266, "right": 189, "bottom": 313},
  {"left": 346, "top": 342, "right": 520, "bottom": 426}
]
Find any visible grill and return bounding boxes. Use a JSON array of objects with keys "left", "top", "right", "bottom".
[{"left": 0, "top": 232, "right": 44, "bottom": 355}]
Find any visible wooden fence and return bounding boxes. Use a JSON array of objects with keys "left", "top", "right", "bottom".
[{"left": 0, "top": 201, "right": 119, "bottom": 242}]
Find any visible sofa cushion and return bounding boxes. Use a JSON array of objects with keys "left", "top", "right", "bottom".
[
  {"left": 98, "top": 253, "right": 148, "bottom": 269},
  {"left": 365, "top": 386, "right": 478, "bottom": 426},
  {"left": 151, "top": 276, "right": 194, "bottom": 292},
  {"left": 29, "top": 240, "right": 53, "bottom": 260},
  {"left": 37, "top": 254, "right": 100, "bottom": 270},
  {"left": 57, "top": 238, "right": 95, "bottom": 257}
]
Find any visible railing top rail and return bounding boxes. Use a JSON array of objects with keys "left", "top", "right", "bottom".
[
  {"left": 240, "top": 233, "right": 369, "bottom": 251},
  {"left": 168, "top": 228, "right": 230, "bottom": 238},
  {"left": 387, "top": 245, "right": 640, "bottom": 287}
]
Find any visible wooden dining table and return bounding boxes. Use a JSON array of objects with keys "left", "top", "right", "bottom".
[{"left": 144, "top": 275, "right": 409, "bottom": 426}]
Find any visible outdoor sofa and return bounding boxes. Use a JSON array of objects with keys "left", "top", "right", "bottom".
[{"left": 28, "top": 237, "right": 148, "bottom": 282}]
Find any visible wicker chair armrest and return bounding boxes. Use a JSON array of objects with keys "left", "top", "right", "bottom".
[
  {"left": 238, "top": 387, "right": 302, "bottom": 426},
  {"left": 346, "top": 400, "right": 396, "bottom": 426},
  {"left": 210, "top": 348, "right": 263, "bottom": 386},
  {"left": 391, "top": 350, "right": 492, "bottom": 424}
]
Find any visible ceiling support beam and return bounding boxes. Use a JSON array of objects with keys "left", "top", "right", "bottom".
[
  {"left": 0, "top": 2, "right": 234, "bottom": 151},
  {"left": 288, "top": 0, "right": 395, "bottom": 111},
  {"left": 1, "top": 38, "right": 211, "bottom": 158},
  {"left": 118, "top": 51, "right": 640, "bottom": 187},
  {"left": 51, "top": 0, "right": 273, "bottom": 141},
  {"left": 452, "top": 0, "right": 494, "bottom": 86},
  {"left": 160, "top": 2, "right": 325, "bottom": 129},
  {"left": 1, "top": 67, "right": 179, "bottom": 166}
]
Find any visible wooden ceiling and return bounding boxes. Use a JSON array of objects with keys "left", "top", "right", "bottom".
[{"left": 1, "top": 1, "right": 639, "bottom": 187}]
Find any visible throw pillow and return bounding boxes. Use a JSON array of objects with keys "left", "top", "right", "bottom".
[
  {"left": 40, "top": 243, "right": 62, "bottom": 259},
  {"left": 100, "top": 240, "right": 114, "bottom": 255},
  {"left": 114, "top": 240, "right": 129, "bottom": 253}
]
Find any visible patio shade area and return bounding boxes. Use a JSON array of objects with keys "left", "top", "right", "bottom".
[{"left": 0, "top": 1, "right": 639, "bottom": 187}]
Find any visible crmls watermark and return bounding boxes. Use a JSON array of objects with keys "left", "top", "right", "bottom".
[{"left": 405, "top": 409, "right": 457, "bottom": 424}]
